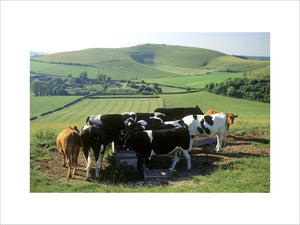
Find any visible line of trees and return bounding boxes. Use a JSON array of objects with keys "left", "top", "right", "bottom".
[
  {"left": 31, "top": 81, "right": 68, "bottom": 96},
  {"left": 205, "top": 77, "right": 270, "bottom": 103}
]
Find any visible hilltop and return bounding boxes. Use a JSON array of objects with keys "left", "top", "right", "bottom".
[{"left": 36, "top": 44, "right": 269, "bottom": 80}]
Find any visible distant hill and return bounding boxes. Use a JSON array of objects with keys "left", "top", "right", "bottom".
[{"left": 37, "top": 44, "right": 270, "bottom": 80}]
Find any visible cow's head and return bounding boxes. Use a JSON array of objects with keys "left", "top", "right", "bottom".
[
  {"left": 122, "top": 112, "right": 137, "bottom": 125},
  {"left": 228, "top": 114, "right": 238, "bottom": 124},
  {"left": 69, "top": 126, "right": 80, "bottom": 133}
]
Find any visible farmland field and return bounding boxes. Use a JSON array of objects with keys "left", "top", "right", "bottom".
[
  {"left": 30, "top": 91, "right": 270, "bottom": 133},
  {"left": 145, "top": 72, "right": 245, "bottom": 88},
  {"left": 30, "top": 44, "right": 270, "bottom": 193},
  {"left": 30, "top": 61, "right": 98, "bottom": 78},
  {"left": 32, "top": 97, "right": 164, "bottom": 122},
  {"left": 30, "top": 96, "right": 82, "bottom": 118}
]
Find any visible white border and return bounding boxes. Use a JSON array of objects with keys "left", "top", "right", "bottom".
[{"left": 1, "top": 1, "right": 299, "bottom": 224}]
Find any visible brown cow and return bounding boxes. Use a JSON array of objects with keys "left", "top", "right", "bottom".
[
  {"left": 206, "top": 109, "right": 238, "bottom": 129},
  {"left": 56, "top": 126, "right": 81, "bottom": 178}
]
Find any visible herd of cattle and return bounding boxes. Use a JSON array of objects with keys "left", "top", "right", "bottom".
[{"left": 56, "top": 105, "right": 238, "bottom": 179}]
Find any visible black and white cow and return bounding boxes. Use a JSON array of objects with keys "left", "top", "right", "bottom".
[
  {"left": 82, "top": 113, "right": 136, "bottom": 179},
  {"left": 182, "top": 113, "right": 228, "bottom": 152},
  {"left": 135, "top": 112, "right": 166, "bottom": 121},
  {"left": 86, "top": 112, "right": 136, "bottom": 127},
  {"left": 80, "top": 125, "right": 116, "bottom": 179},
  {"left": 121, "top": 126, "right": 192, "bottom": 170},
  {"left": 154, "top": 105, "right": 204, "bottom": 121}
]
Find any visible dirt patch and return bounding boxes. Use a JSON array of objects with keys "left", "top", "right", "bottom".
[{"left": 37, "top": 131, "right": 270, "bottom": 185}]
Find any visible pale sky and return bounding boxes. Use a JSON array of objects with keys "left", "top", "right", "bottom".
[{"left": 36, "top": 32, "right": 270, "bottom": 57}]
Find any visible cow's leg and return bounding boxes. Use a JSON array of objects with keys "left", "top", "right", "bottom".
[
  {"left": 94, "top": 148, "right": 100, "bottom": 179},
  {"left": 85, "top": 148, "right": 93, "bottom": 179},
  {"left": 189, "top": 137, "right": 194, "bottom": 152},
  {"left": 73, "top": 147, "right": 79, "bottom": 175},
  {"left": 170, "top": 149, "right": 180, "bottom": 170},
  {"left": 181, "top": 150, "right": 191, "bottom": 170},
  {"left": 222, "top": 128, "right": 228, "bottom": 147},
  {"left": 62, "top": 151, "right": 67, "bottom": 167},
  {"left": 98, "top": 144, "right": 105, "bottom": 171},
  {"left": 216, "top": 133, "right": 224, "bottom": 152},
  {"left": 67, "top": 158, "right": 72, "bottom": 178}
]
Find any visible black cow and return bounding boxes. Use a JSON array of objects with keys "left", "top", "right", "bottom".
[
  {"left": 154, "top": 105, "right": 204, "bottom": 121},
  {"left": 121, "top": 127, "right": 192, "bottom": 170}
]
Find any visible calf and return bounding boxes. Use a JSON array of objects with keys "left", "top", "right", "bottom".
[
  {"left": 56, "top": 126, "right": 81, "bottom": 178},
  {"left": 154, "top": 105, "right": 204, "bottom": 121},
  {"left": 121, "top": 127, "right": 191, "bottom": 170},
  {"left": 206, "top": 109, "right": 238, "bottom": 129},
  {"left": 81, "top": 124, "right": 121, "bottom": 179}
]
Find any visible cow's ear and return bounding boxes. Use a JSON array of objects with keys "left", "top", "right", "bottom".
[
  {"left": 235, "top": 115, "right": 238, "bottom": 118},
  {"left": 74, "top": 126, "right": 79, "bottom": 133}
]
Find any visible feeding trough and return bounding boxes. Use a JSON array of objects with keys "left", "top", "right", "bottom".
[
  {"left": 192, "top": 137, "right": 217, "bottom": 147},
  {"left": 143, "top": 169, "right": 173, "bottom": 181},
  {"left": 116, "top": 150, "right": 138, "bottom": 169}
]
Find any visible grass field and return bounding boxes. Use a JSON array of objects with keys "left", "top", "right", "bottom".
[
  {"left": 145, "top": 72, "right": 245, "bottom": 88},
  {"left": 30, "top": 44, "right": 270, "bottom": 193},
  {"left": 30, "top": 96, "right": 82, "bottom": 118},
  {"left": 30, "top": 91, "right": 270, "bottom": 133},
  {"left": 30, "top": 61, "right": 99, "bottom": 78},
  {"left": 35, "top": 44, "right": 270, "bottom": 80},
  {"left": 32, "top": 97, "right": 164, "bottom": 122}
]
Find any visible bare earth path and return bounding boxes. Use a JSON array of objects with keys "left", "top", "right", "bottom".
[{"left": 38, "top": 131, "right": 270, "bottom": 185}]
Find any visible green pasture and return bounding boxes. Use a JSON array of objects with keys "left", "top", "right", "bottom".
[
  {"left": 30, "top": 96, "right": 82, "bottom": 118},
  {"left": 145, "top": 72, "right": 245, "bottom": 89},
  {"left": 32, "top": 97, "right": 164, "bottom": 123},
  {"left": 161, "top": 91, "right": 270, "bottom": 133},
  {"left": 207, "top": 56, "right": 270, "bottom": 72},
  {"left": 96, "top": 59, "right": 179, "bottom": 80},
  {"left": 30, "top": 61, "right": 98, "bottom": 78},
  {"left": 30, "top": 91, "right": 270, "bottom": 134},
  {"left": 148, "top": 64, "right": 217, "bottom": 75},
  {"left": 30, "top": 91, "right": 270, "bottom": 192}
]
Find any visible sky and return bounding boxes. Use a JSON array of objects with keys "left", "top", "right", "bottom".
[{"left": 36, "top": 32, "right": 270, "bottom": 57}]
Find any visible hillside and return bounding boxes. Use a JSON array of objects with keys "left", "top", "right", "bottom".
[{"left": 36, "top": 44, "right": 270, "bottom": 80}]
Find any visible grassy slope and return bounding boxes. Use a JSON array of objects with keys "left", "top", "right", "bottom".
[
  {"left": 30, "top": 96, "right": 82, "bottom": 118},
  {"left": 145, "top": 72, "right": 245, "bottom": 88},
  {"left": 30, "top": 61, "right": 99, "bottom": 78},
  {"left": 35, "top": 44, "right": 270, "bottom": 80},
  {"left": 207, "top": 55, "right": 270, "bottom": 72},
  {"left": 161, "top": 91, "right": 270, "bottom": 133},
  {"left": 32, "top": 97, "right": 164, "bottom": 122},
  {"left": 30, "top": 91, "right": 270, "bottom": 133}
]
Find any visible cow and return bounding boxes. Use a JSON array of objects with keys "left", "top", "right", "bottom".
[
  {"left": 154, "top": 105, "right": 204, "bottom": 121},
  {"left": 81, "top": 124, "right": 120, "bottom": 179},
  {"left": 86, "top": 112, "right": 136, "bottom": 127},
  {"left": 135, "top": 112, "right": 166, "bottom": 121},
  {"left": 206, "top": 109, "right": 238, "bottom": 130},
  {"left": 183, "top": 113, "right": 228, "bottom": 152},
  {"left": 81, "top": 113, "right": 136, "bottom": 179},
  {"left": 121, "top": 126, "right": 192, "bottom": 170},
  {"left": 164, "top": 113, "right": 228, "bottom": 152},
  {"left": 56, "top": 126, "right": 81, "bottom": 178}
]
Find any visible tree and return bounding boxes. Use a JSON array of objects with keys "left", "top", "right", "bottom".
[{"left": 80, "top": 71, "right": 88, "bottom": 80}]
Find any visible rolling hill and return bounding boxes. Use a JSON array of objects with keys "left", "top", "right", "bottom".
[{"left": 35, "top": 44, "right": 270, "bottom": 80}]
